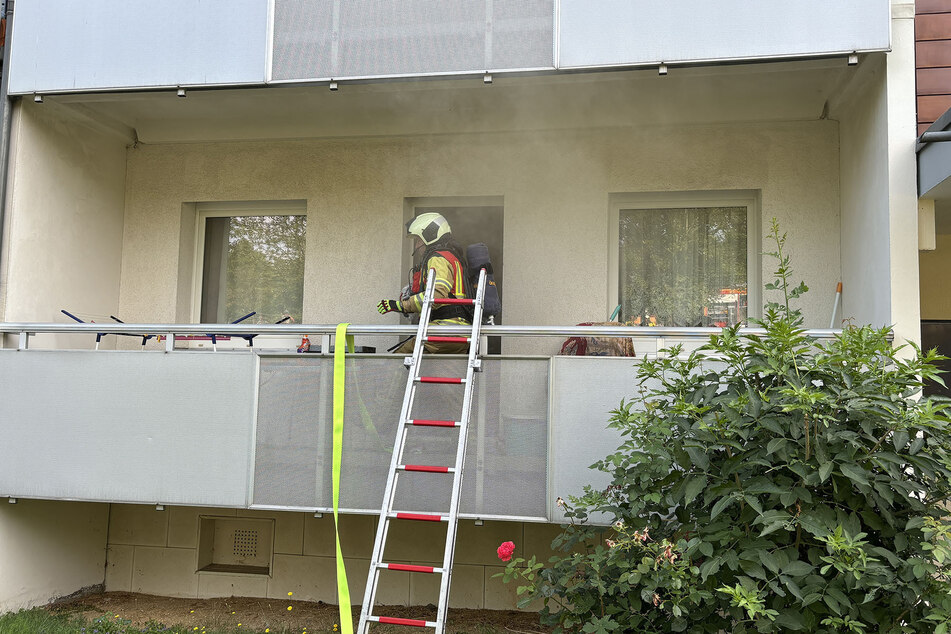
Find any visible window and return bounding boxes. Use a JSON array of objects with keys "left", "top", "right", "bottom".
[
  {"left": 609, "top": 192, "right": 759, "bottom": 327},
  {"left": 195, "top": 201, "right": 306, "bottom": 324}
]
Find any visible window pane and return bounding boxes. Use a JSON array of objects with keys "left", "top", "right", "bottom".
[
  {"left": 200, "top": 215, "right": 306, "bottom": 324},
  {"left": 618, "top": 207, "right": 747, "bottom": 327}
]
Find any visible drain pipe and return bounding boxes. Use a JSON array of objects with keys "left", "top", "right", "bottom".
[
  {"left": 919, "top": 130, "right": 951, "bottom": 144},
  {"left": 0, "top": 0, "right": 15, "bottom": 320}
]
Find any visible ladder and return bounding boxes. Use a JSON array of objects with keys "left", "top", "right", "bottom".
[{"left": 357, "top": 267, "right": 488, "bottom": 633}]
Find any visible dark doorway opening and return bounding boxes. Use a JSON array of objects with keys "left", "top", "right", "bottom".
[{"left": 408, "top": 202, "right": 503, "bottom": 354}]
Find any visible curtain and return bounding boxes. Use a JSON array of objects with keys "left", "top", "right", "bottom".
[{"left": 618, "top": 207, "right": 747, "bottom": 327}]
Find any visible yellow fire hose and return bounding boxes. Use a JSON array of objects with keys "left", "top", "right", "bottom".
[{"left": 333, "top": 323, "right": 355, "bottom": 634}]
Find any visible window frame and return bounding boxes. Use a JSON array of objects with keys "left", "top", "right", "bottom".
[
  {"left": 607, "top": 190, "right": 761, "bottom": 325},
  {"left": 191, "top": 200, "right": 307, "bottom": 323}
]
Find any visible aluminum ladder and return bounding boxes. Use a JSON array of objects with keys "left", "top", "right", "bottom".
[{"left": 357, "top": 267, "right": 488, "bottom": 633}]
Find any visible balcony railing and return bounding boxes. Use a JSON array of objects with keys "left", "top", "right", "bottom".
[
  {"left": 0, "top": 322, "right": 843, "bottom": 524},
  {"left": 0, "top": 321, "right": 843, "bottom": 353}
]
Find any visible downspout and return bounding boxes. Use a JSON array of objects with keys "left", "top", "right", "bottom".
[{"left": 0, "top": 0, "right": 14, "bottom": 321}]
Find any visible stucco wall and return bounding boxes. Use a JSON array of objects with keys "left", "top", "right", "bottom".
[
  {"left": 836, "top": 57, "right": 892, "bottom": 332},
  {"left": 118, "top": 120, "right": 841, "bottom": 352},
  {"left": 103, "top": 504, "right": 562, "bottom": 610},
  {"left": 0, "top": 499, "right": 109, "bottom": 613},
  {"left": 920, "top": 233, "right": 951, "bottom": 319},
  {"left": 0, "top": 101, "right": 128, "bottom": 349},
  {"left": 835, "top": 7, "right": 920, "bottom": 345}
]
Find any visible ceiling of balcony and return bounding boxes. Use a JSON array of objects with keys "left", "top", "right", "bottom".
[{"left": 45, "top": 58, "right": 858, "bottom": 145}]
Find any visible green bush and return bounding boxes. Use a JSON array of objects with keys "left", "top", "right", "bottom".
[{"left": 506, "top": 221, "right": 951, "bottom": 633}]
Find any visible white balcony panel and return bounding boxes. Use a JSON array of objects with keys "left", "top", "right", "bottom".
[
  {"left": 559, "top": 0, "right": 890, "bottom": 69},
  {"left": 549, "top": 357, "right": 632, "bottom": 524},
  {"left": 7, "top": 0, "right": 268, "bottom": 95},
  {"left": 271, "top": 0, "right": 555, "bottom": 82},
  {"left": 0, "top": 351, "right": 257, "bottom": 506}
]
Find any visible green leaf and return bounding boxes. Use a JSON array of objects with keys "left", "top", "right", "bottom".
[
  {"left": 699, "top": 557, "right": 722, "bottom": 581},
  {"left": 685, "top": 446, "right": 710, "bottom": 471},
  {"left": 710, "top": 495, "right": 736, "bottom": 520},
  {"left": 798, "top": 512, "right": 829, "bottom": 538},
  {"left": 839, "top": 463, "right": 869, "bottom": 486},
  {"left": 827, "top": 586, "right": 849, "bottom": 607},
  {"left": 739, "top": 559, "right": 768, "bottom": 580},
  {"left": 818, "top": 461, "right": 834, "bottom": 483},
  {"left": 758, "top": 549, "right": 781, "bottom": 574},
  {"left": 823, "top": 593, "right": 843, "bottom": 615},
  {"left": 774, "top": 609, "right": 805, "bottom": 630},
  {"left": 684, "top": 476, "right": 707, "bottom": 505},
  {"left": 892, "top": 430, "right": 909, "bottom": 451},
  {"left": 906, "top": 517, "right": 925, "bottom": 531},
  {"left": 760, "top": 520, "right": 788, "bottom": 538},
  {"left": 743, "top": 494, "right": 763, "bottom": 515},
  {"left": 909, "top": 434, "right": 925, "bottom": 455},
  {"left": 783, "top": 560, "right": 813, "bottom": 577},
  {"left": 767, "top": 438, "right": 788, "bottom": 455},
  {"left": 781, "top": 575, "right": 804, "bottom": 601}
]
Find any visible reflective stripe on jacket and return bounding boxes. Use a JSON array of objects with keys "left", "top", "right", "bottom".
[{"left": 405, "top": 250, "right": 469, "bottom": 322}]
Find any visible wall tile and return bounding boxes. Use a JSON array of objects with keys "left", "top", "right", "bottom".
[
  {"left": 104, "top": 544, "right": 134, "bottom": 592},
  {"left": 244, "top": 509, "right": 304, "bottom": 555},
  {"left": 132, "top": 546, "right": 198, "bottom": 597},
  {"left": 268, "top": 553, "right": 336, "bottom": 604},
  {"left": 109, "top": 504, "right": 168, "bottom": 547},
  {"left": 198, "top": 572, "right": 269, "bottom": 599},
  {"left": 409, "top": 563, "right": 484, "bottom": 609}
]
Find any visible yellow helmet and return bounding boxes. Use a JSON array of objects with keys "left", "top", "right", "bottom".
[{"left": 406, "top": 212, "right": 451, "bottom": 245}]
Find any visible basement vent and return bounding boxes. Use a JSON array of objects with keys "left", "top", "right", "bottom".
[
  {"left": 197, "top": 517, "right": 274, "bottom": 576},
  {"left": 233, "top": 529, "right": 258, "bottom": 559}
]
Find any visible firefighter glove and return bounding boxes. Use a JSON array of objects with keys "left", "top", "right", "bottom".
[{"left": 377, "top": 299, "right": 403, "bottom": 315}]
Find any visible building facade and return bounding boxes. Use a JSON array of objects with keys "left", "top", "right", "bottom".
[{"left": 0, "top": 0, "right": 925, "bottom": 615}]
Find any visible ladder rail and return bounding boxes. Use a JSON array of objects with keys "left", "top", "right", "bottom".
[
  {"left": 358, "top": 267, "right": 488, "bottom": 633},
  {"left": 433, "top": 268, "right": 487, "bottom": 631},
  {"left": 358, "top": 270, "right": 438, "bottom": 629}
]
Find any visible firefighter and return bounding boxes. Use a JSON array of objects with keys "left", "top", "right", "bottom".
[{"left": 377, "top": 213, "right": 471, "bottom": 354}]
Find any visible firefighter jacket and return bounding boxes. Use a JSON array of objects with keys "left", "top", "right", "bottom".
[{"left": 403, "top": 250, "right": 470, "bottom": 324}]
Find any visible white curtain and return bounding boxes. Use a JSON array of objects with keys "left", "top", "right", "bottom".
[{"left": 618, "top": 207, "right": 747, "bottom": 327}]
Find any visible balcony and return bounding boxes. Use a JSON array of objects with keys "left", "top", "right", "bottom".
[
  {"left": 0, "top": 322, "right": 841, "bottom": 523},
  {"left": 7, "top": 0, "right": 890, "bottom": 96}
]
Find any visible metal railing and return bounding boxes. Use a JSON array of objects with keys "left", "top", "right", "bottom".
[{"left": 0, "top": 321, "right": 845, "bottom": 353}]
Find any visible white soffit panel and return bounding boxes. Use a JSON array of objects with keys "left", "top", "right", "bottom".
[
  {"left": 559, "top": 0, "right": 891, "bottom": 69},
  {"left": 8, "top": 0, "right": 269, "bottom": 95}
]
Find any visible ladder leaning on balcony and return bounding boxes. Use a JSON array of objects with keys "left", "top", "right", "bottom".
[{"left": 357, "top": 267, "right": 488, "bottom": 633}]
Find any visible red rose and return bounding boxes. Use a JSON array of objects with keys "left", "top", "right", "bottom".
[{"left": 497, "top": 541, "right": 515, "bottom": 562}]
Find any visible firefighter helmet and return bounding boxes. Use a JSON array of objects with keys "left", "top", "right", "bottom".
[{"left": 406, "top": 213, "right": 451, "bottom": 246}]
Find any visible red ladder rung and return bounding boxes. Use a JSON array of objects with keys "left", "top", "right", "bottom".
[
  {"left": 411, "top": 419, "right": 459, "bottom": 427},
  {"left": 375, "top": 616, "right": 433, "bottom": 627},
  {"left": 395, "top": 512, "right": 446, "bottom": 522},
  {"left": 418, "top": 376, "right": 464, "bottom": 384},
  {"left": 401, "top": 464, "right": 451, "bottom": 473},
  {"left": 433, "top": 297, "right": 473, "bottom": 305},
  {"left": 425, "top": 336, "right": 469, "bottom": 343},
  {"left": 384, "top": 563, "right": 438, "bottom": 573}
]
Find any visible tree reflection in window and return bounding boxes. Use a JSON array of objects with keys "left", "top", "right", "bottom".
[
  {"left": 618, "top": 207, "right": 747, "bottom": 327},
  {"left": 201, "top": 215, "right": 306, "bottom": 324}
]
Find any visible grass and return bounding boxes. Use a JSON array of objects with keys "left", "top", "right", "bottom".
[
  {"left": 0, "top": 608, "right": 526, "bottom": 634},
  {"left": 0, "top": 609, "right": 299, "bottom": 634}
]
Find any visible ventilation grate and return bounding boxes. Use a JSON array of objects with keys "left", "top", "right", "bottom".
[{"left": 232, "top": 528, "right": 259, "bottom": 559}]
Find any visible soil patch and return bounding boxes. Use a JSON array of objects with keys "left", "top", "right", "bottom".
[{"left": 50, "top": 592, "right": 551, "bottom": 633}]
